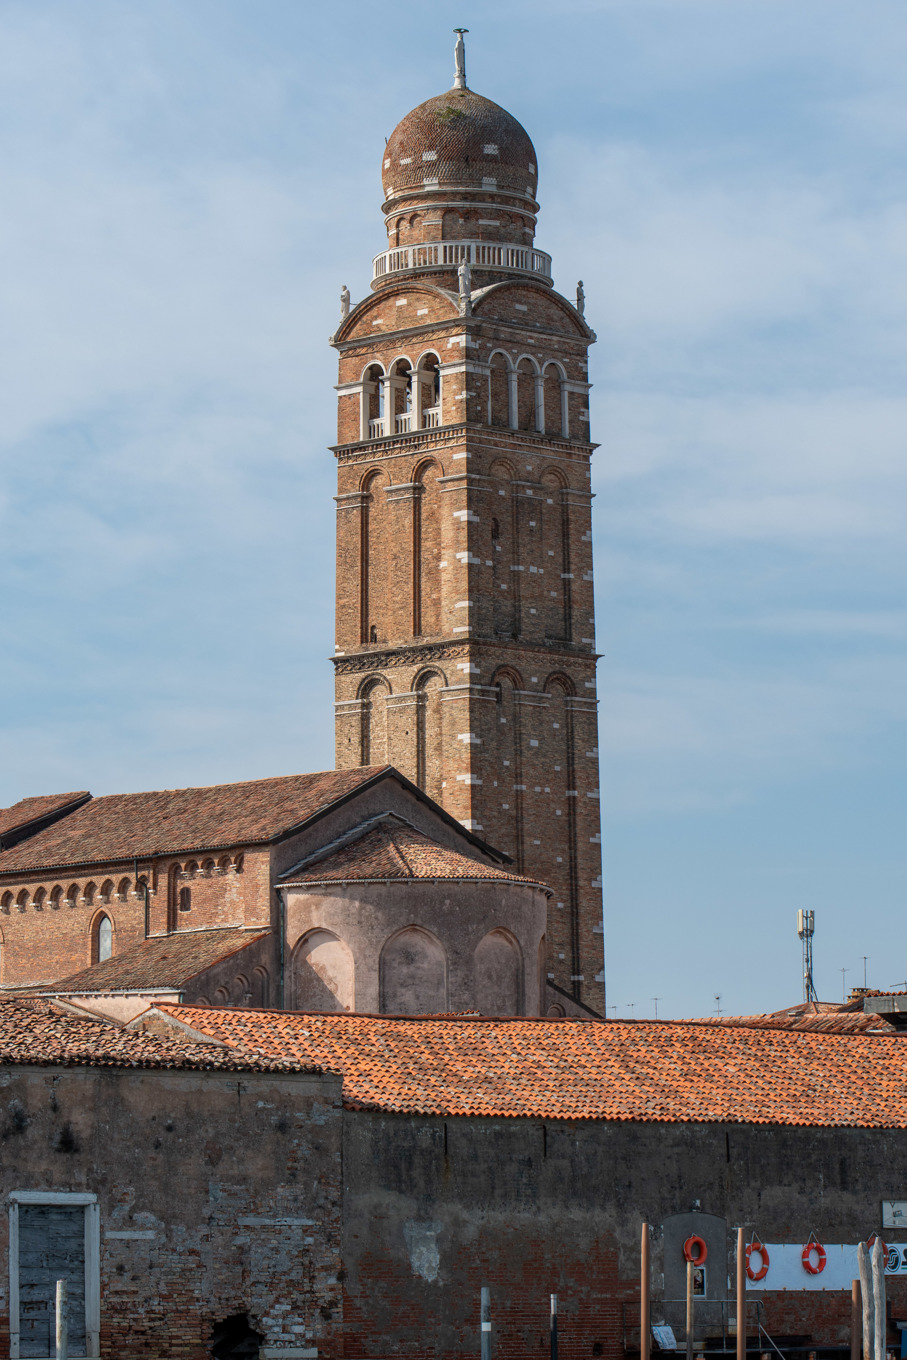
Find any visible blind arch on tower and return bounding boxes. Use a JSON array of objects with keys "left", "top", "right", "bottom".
[
  {"left": 358, "top": 674, "right": 391, "bottom": 765},
  {"left": 492, "top": 666, "right": 525, "bottom": 868},
  {"left": 411, "top": 458, "right": 442, "bottom": 637},
  {"left": 413, "top": 668, "right": 445, "bottom": 799},
  {"left": 541, "top": 467, "right": 571, "bottom": 641},
  {"left": 488, "top": 351, "right": 513, "bottom": 428},
  {"left": 359, "top": 468, "right": 389, "bottom": 645}
]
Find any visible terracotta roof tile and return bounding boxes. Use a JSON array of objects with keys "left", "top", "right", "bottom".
[
  {"left": 0, "top": 997, "right": 312, "bottom": 1073},
  {"left": 692, "top": 1011, "right": 890, "bottom": 1035},
  {"left": 0, "top": 768, "right": 390, "bottom": 874},
  {"left": 281, "top": 815, "right": 545, "bottom": 890},
  {"left": 156, "top": 1009, "right": 907, "bottom": 1126},
  {"left": 0, "top": 792, "right": 90, "bottom": 842},
  {"left": 39, "top": 927, "right": 268, "bottom": 995}
]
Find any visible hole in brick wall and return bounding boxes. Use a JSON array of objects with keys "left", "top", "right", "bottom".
[{"left": 209, "top": 1312, "right": 264, "bottom": 1358}]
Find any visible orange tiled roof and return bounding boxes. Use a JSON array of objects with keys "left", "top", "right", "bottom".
[
  {"left": 41, "top": 926, "right": 268, "bottom": 995},
  {"left": 692, "top": 1011, "right": 890, "bottom": 1035},
  {"left": 0, "top": 997, "right": 312, "bottom": 1073},
  {"left": 281, "top": 815, "right": 546, "bottom": 890},
  {"left": 156, "top": 1008, "right": 907, "bottom": 1126},
  {"left": 0, "top": 768, "right": 391, "bottom": 874},
  {"left": 0, "top": 792, "right": 90, "bottom": 843}
]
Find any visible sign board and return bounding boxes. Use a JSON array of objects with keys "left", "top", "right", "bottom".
[
  {"left": 744, "top": 1244, "right": 907, "bottom": 1292},
  {"left": 883, "top": 1203, "right": 907, "bottom": 1229}
]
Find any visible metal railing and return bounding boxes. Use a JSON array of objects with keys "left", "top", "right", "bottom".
[{"left": 372, "top": 239, "right": 552, "bottom": 281}]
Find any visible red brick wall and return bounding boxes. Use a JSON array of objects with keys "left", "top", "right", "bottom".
[{"left": 0, "top": 846, "right": 271, "bottom": 988}]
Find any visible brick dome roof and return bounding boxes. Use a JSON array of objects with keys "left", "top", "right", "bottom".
[{"left": 383, "top": 88, "right": 538, "bottom": 204}]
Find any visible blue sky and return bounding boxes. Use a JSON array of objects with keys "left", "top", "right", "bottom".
[{"left": 1, "top": 0, "right": 905, "bottom": 1017}]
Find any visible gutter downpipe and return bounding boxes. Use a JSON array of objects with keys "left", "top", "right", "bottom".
[{"left": 276, "top": 887, "right": 286, "bottom": 1009}]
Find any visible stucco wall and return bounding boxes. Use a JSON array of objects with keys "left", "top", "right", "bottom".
[{"left": 284, "top": 880, "right": 548, "bottom": 1015}]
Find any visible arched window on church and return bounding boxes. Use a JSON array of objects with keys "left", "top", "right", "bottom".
[{"left": 92, "top": 914, "right": 113, "bottom": 965}]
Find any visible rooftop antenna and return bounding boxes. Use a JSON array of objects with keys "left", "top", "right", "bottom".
[
  {"left": 863, "top": 955, "right": 869, "bottom": 988},
  {"left": 452, "top": 28, "right": 469, "bottom": 89},
  {"left": 714, "top": 993, "right": 722, "bottom": 1016},
  {"left": 840, "top": 967, "right": 849, "bottom": 1001},
  {"left": 652, "top": 997, "right": 660, "bottom": 1019},
  {"left": 797, "top": 910, "right": 818, "bottom": 1003}
]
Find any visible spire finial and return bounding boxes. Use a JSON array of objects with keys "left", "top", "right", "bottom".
[{"left": 452, "top": 28, "right": 468, "bottom": 90}]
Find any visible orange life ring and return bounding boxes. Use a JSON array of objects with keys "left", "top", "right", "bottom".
[
  {"left": 802, "top": 1239, "right": 826, "bottom": 1274},
  {"left": 683, "top": 1235, "right": 708, "bottom": 1265},
  {"left": 746, "top": 1240, "right": 770, "bottom": 1282},
  {"left": 867, "top": 1235, "right": 889, "bottom": 1263}
]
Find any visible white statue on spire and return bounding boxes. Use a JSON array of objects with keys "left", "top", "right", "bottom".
[{"left": 453, "top": 28, "right": 468, "bottom": 90}]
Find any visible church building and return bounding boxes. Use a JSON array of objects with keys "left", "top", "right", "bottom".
[{"left": 0, "top": 44, "right": 605, "bottom": 1020}]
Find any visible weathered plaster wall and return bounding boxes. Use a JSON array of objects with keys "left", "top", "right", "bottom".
[
  {"left": 285, "top": 879, "right": 548, "bottom": 1015},
  {"left": 0, "top": 1064, "right": 343, "bottom": 1360},
  {"left": 341, "top": 1111, "right": 907, "bottom": 1360}
]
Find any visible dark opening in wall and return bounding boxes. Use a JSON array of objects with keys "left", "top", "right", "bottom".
[{"left": 209, "top": 1312, "right": 263, "bottom": 1358}]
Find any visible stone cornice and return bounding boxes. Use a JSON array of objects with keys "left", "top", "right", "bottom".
[{"left": 330, "top": 636, "right": 599, "bottom": 675}]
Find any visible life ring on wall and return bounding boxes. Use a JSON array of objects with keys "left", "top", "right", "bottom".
[
  {"left": 746, "top": 1240, "right": 770, "bottom": 1281},
  {"left": 802, "top": 1238, "right": 826, "bottom": 1274},
  {"left": 867, "top": 1234, "right": 889, "bottom": 1262},
  {"left": 683, "top": 1236, "right": 708, "bottom": 1265}
]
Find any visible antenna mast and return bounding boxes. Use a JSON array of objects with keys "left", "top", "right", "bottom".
[{"left": 798, "top": 910, "right": 817, "bottom": 1003}]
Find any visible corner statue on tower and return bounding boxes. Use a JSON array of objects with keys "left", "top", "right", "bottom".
[{"left": 453, "top": 28, "right": 468, "bottom": 90}]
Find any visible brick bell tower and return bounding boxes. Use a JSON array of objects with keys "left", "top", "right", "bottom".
[{"left": 330, "top": 35, "right": 604, "bottom": 1016}]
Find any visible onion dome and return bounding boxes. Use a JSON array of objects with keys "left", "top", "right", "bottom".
[{"left": 382, "top": 88, "right": 538, "bottom": 207}]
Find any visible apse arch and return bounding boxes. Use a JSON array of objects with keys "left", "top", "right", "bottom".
[
  {"left": 474, "top": 929, "right": 523, "bottom": 1016},
  {"left": 292, "top": 929, "right": 354, "bottom": 1013},
  {"left": 379, "top": 926, "right": 448, "bottom": 1015}
]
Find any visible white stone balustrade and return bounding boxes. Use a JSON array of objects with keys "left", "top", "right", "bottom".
[{"left": 373, "top": 240, "right": 552, "bottom": 282}]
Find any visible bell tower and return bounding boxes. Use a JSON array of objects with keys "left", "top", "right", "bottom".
[{"left": 330, "top": 37, "right": 604, "bottom": 1016}]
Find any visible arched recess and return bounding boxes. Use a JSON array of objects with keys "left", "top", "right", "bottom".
[
  {"left": 251, "top": 966, "right": 270, "bottom": 1008},
  {"left": 414, "top": 669, "right": 446, "bottom": 799},
  {"left": 541, "top": 467, "right": 571, "bottom": 641},
  {"left": 493, "top": 667, "right": 524, "bottom": 868},
  {"left": 90, "top": 911, "right": 114, "bottom": 965},
  {"left": 415, "top": 352, "right": 441, "bottom": 429},
  {"left": 412, "top": 458, "right": 442, "bottom": 637},
  {"left": 475, "top": 929, "right": 523, "bottom": 1016},
  {"left": 232, "top": 974, "right": 249, "bottom": 1006},
  {"left": 488, "top": 351, "right": 512, "bottom": 428},
  {"left": 359, "top": 675, "right": 390, "bottom": 765},
  {"left": 293, "top": 929, "right": 354, "bottom": 1012},
  {"left": 359, "top": 467, "right": 389, "bottom": 645},
  {"left": 380, "top": 926, "right": 448, "bottom": 1015},
  {"left": 490, "top": 460, "right": 517, "bottom": 635},
  {"left": 542, "top": 361, "right": 567, "bottom": 436},
  {"left": 545, "top": 674, "right": 581, "bottom": 990},
  {"left": 361, "top": 362, "right": 386, "bottom": 440},
  {"left": 516, "top": 356, "right": 538, "bottom": 431},
  {"left": 388, "top": 356, "right": 414, "bottom": 435}
]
